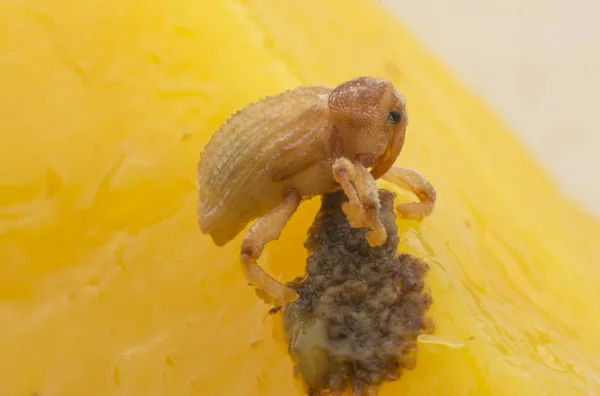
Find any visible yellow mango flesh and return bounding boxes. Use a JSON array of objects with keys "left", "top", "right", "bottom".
[{"left": 1, "top": 0, "right": 599, "bottom": 395}]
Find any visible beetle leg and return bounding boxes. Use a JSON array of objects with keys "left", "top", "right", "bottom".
[
  {"left": 332, "top": 158, "right": 386, "bottom": 246},
  {"left": 354, "top": 161, "right": 387, "bottom": 246},
  {"left": 332, "top": 157, "right": 361, "bottom": 210},
  {"left": 241, "top": 189, "right": 301, "bottom": 306},
  {"left": 381, "top": 165, "right": 436, "bottom": 220}
]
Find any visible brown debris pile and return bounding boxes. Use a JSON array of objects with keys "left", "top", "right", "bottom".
[{"left": 283, "top": 189, "right": 433, "bottom": 395}]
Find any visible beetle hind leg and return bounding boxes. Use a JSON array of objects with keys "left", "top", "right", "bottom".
[{"left": 241, "top": 189, "right": 301, "bottom": 306}]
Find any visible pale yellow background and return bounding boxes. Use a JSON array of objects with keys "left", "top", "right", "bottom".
[{"left": 384, "top": 0, "right": 600, "bottom": 218}]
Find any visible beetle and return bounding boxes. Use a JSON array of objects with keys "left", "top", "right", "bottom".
[{"left": 197, "top": 77, "right": 436, "bottom": 306}]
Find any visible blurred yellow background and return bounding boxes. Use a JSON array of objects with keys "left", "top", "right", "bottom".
[{"left": 0, "top": 0, "right": 599, "bottom": 395}]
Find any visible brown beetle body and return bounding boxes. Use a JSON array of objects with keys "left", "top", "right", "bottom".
[
  {"left": 197, "top": 77, "right": 436, "bottom": 306},
  {"left": 197, "top": 86, "right": 336, "bottom": 246}
]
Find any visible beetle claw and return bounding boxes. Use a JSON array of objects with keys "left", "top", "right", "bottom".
[{"left": 255, "top": 286, "right": 299, "bottom": 307}]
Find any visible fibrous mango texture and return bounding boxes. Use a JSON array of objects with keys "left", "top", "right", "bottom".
[{"left": 0, "top": 0, "right": 599, "bottom": 395}]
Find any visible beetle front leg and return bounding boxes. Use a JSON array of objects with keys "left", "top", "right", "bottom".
[
  {"left": 381, "top": 165, "right": 436, "bottom": 220},
  {"left": 241, "top": 189, "right": 301, "bottom": 307},
  {"left": 332, "top": 158, "right": 386, "bottom": 246}
]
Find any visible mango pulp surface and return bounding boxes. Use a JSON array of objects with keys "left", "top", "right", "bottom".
[{"left": 1, "top": 0, "right": 599, "bottom": 395}]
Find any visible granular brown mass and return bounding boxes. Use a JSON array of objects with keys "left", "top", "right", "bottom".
[{"left": 283, "top": 189, "right": 433, "bottom": 396}]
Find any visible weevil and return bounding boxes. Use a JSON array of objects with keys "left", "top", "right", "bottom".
[{"left": 197, "top": 77, "right": 436, "bottom": 306}]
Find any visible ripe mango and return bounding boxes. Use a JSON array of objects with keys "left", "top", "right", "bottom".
[{"left": 0, "top": 0, "right": 599, "bottom": 395}]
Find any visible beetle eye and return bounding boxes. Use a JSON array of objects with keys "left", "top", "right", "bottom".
[{"left": 388, "top": 110, "right": 402, "bottom": 125}]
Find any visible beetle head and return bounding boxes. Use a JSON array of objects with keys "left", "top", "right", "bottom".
[{"left": 328, "top": 77, "right": 407, "bottom": 178}]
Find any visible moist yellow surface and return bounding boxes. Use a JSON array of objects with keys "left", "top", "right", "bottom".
[{"left": 0, "top": 0, "right": 599, "bottom": 395}]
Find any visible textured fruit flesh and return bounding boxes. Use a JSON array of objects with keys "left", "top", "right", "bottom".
[{"left": 0, "top": 0, "right": 599, "bottom": 395}]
